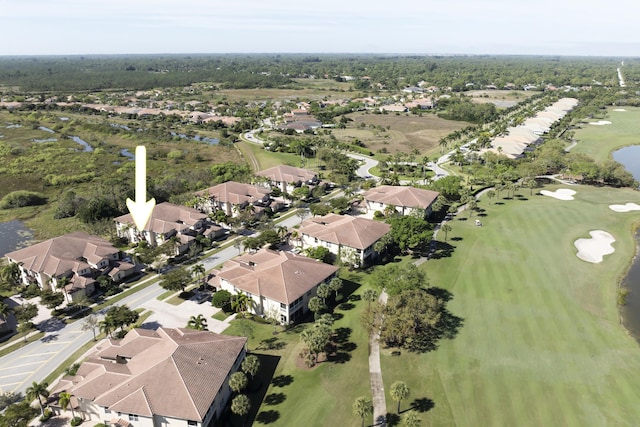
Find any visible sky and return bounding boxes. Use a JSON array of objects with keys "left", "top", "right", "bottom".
[{"left": 1, "top": 0, "right": 639, "bottom": 57}]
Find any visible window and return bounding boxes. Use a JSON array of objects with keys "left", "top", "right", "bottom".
[
  {"left": 104, "top": 408, "right": 111, "bottom": 414},
  {"left": 280, "top": 302, "right": 286, "bottom": 309},
  {"left": 128, "top": 414, "right": 139, "bottom": 422},
  {"left": 188, "top": 421, "right": 198, "bottom": 426}
]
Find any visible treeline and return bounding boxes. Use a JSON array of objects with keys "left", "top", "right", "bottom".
[
  {"left": 0, "top": 54, "right": 636, "bottom": 93},
  {"left": 0, "top": 55, "right": 292, "bottom": 92}
]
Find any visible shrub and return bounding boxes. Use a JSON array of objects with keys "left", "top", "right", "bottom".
[
  {"left": 71, "top": 416, "right": 83, "bottom": 426},
  {"left": 0, "top": 190, "right": 47, "bottom": 209},
  {"left": 40, "top": 408, "right": 53, "bottom": 422},
  {"left": 212, "top": 290, "right": 232, "bottom": 312}
]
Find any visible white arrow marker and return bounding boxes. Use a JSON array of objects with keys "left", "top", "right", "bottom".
[{"left": 126, "top": 146, "right": 156, "bottom": 231}]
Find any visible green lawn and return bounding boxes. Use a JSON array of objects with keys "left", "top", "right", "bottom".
[
  {"left": 571, "top": 106, "right": 640, "bottom": 160},
  {"left": 383, "top": 185, "right": 640, "bottom": 426},
  {"left": 223, "top": 270, "right": 372, "bottom": 427}
]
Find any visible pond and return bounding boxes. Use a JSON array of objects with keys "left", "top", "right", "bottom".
[
  {"left": 69, "top": 136, "right": 94, "bottom": 152},
  {"left": 0, "top": 220, "right": 34, "bottom": 256},
  {"left": 612, "top": 145, "right": 640, "bottom": 182},
  {"left": 170, "top": 132, "right": 219, "bottom": 145}
]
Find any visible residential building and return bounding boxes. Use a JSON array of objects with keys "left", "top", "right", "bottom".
[
  {"left": 299, "top": 214, "right": 391, "bottom": 267},
  {"left": 51, "top": 328, "right": 247, "bottom": 427},
  {"left": 194, "top": 181, "right": 273, "bottom": 218},
  {"left": 210, "top": 249, "right": 338, "bottom": 324},
  {"left": 4, "top": 232, "right": 133, "bottom": 302},
  {"left": 115, "top": 202, "right": 211, "bottom": 254},
  {"left": 363, "top": 185, "right": 440, "bottom": 218},
  {"left": 256, "top": 165, "right": 318, "bottom": 194}
]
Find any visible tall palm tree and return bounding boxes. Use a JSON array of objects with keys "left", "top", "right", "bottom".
[
  {"left": 191, "top": 264, "right": 205, "bottom": 285},
  {"left": 390, "top": 380, "right": 410, "bottom": 414},
  {"left": 81, "top": 314, "right": 99, "bottom": 341},
  {"left": 26, "top": 381, "right": 49, "bottom": 417},
  {"left": 99, "top": 318, "right": 115, "bottom": 339},
  {"left": 353, "top": 396, "right": 373, "bottom": 427},
  {"left": 440, "top": 224, "right": 452, "bottom": 242},
  {"left": 58, "top": 392, "right": 76, "bottom": 419},
  {"left": 362, "top": 289, "right": 379, "bottom": 310},
  {"left": 186, "top": 314, "right": 208, "bottom": 331}
]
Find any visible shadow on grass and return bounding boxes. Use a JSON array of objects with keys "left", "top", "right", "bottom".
[
  {"left": 450, "top": 236, "right": 463, "bottom": 242},
  {"left": 327, "top": 326, "right": 356, "bottom": 364},
  {"left": 385, "top": 413, "right": 400, "bottom": 426},
  {"left": 410, "top": 397, "right": 435, "bottom": 412},
  {"left": 257, "top": 336, "right": 286, "bottom": 351},
  {"left": 430, "top": 241, "right": 456, "bottom": 259},
  {"left": 271, "top": 374, "right": 293, "bottom": 387},
  {"left": 255, "top": 410, "right": 280, "bottom": 424},
  {"left": 238, "top": 353, "right": 280, "bottom": 427},
  {"left": 264, "top": 392, "right": 286, "bottom": 405}
]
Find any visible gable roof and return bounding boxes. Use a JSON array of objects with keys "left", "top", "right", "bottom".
[
  {"left": 115, "top": 202, "right": 206, "bottom": 233},
  {"left": 61, "top": 328, "right": 246, "bottom": 422},
  {"left": 217, "top": 249, "right": 338, "bottom": 304},
  {"left": 256, "top": 165, "right": 317, "bottom": 185},
  {"left": 195, "top": 181, "right": 269, "bottom": 205},
  {"left": 299, "top": 214, "right": 390, "bottom": 250},
  {"left": 5, "top": 231, "right": 118, "bottom": 283},
  {"left": 363, "top": 185, "right": 439, "bottom": 210}
]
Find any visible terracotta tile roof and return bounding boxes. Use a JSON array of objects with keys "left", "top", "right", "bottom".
[
  {"left": 256, "top": 165, "right": 317, "bottom": 185},
  {"left": 299, "top": 214, "right": 390, "bottom": 250},
  {"left": 364, "top": 186, "right": 439, "bottom": 210},
  {"left": 195, "top": 181, "right": 270, "bottom": 205},
  {"left": 115, "top": 202, "right": 206, "bottom": 234},
  {"left": 217, "top": 249, "right": 338, "bottom": 304},
  {"left": 5, "top": 231, "right": 118, "bottom": 283},
  {"left": 64, "top": 328, "right": 246, "bottom": 422}
]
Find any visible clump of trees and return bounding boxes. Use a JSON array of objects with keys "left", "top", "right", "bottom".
[{"left": 363, "top": 264, "right": 462, "bottom": 352}]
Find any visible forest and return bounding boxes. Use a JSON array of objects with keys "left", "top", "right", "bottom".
[{"left": 1, "top": 54, "right": 639, "bottom": 93}]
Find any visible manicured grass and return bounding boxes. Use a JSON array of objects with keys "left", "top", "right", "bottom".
[
  {"left": 223, "top": 269, "right": 372, "bottom": 427},
  {"left": 212, "top": 310, "right": 231, "bottom": 321},
  {"left": 383, "top": 184, "right": 640, "bottom": 426},
  {"left": 571, "top": 106, "right": 640, "bottom": 161}
]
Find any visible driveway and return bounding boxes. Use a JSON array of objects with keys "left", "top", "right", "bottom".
[{"left": 138, "top": 296, "right": 235, "bottom": 333}]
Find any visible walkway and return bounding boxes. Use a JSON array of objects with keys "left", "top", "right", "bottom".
[{"left": 369, "top": 291, "right": 388, "bottom": 426}]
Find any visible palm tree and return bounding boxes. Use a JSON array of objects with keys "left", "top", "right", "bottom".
[
  {"left": 316, "top": 283, "right": 331, "bottom": 305},
  {"left": 241, "top": 354, "right": 260, "bottom": 381},
  {"left": 328, "top": 278, "right": 343, "bottom": 300},
  {"left": 26, "top": 381, "right": 49, "bottom": 417},
  {"left": 187, "top": 314, "right": 208, "bottom": 330},
  {"left": 440, "top": 224, "right": 452, "bottom": 242},
  {"left": 55, "top": 276, "right": 70, "bottom": 303},
  {"left": 486, "top": 189, "right": 496, "bottom": 204},
  {"left": 390, "top": 380, "right": 410, "bottom": 414},
  {"left": 402, "top": 410, "right": 421, "bottom": 427},
  {"left": 232, "top": 292, "right": 250, "bottom": 317},
  {"left": 353, "top": 396, "right": 373, "bottom": 427},
  {"left": 58, "top": 391, "right": 76, "bottom": 419},
  {"left": 99, "top": 318, "right": 115, "bottom": 339},
  {"left": 229, "top": 371, "right": 248, "bottom": 394},
  {"left": 231, "top": 394, "right": 251, "bottom": 425},
  {"left": 82, "top": 314, "right": 99, "bottom": 341},
  {"left": 191, "top": 264, "right": 205, "bottom": 285},
  {"left": 362, "top": 289, "right": 378, "bottom": 310}
]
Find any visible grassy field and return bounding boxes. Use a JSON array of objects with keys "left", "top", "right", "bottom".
[
  {"left": 339, "top": 112, "right": 470, "bottom": 158},
  {"left": 571, "top": 106, "right": 640, "bottom": 160},
  {"left": 384, "top": 184, "right": 640, "bottom": 426},
  {"left": 223, "top": 270, "right": 373, "bottom": 427}
]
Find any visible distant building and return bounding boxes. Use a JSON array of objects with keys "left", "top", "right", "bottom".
[
  {"left": 363, "top": 185, "right": 440, "bottom": 218},
  {"left": 194, "top": 181, "right": 275, "bottom": 218},
  {"left": 256, "top": 165, "right": 319, "bottom": 194}
]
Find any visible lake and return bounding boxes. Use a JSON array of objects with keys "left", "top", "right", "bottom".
[
  {"left": 0, "top": 220, "right": 34, "bottom": 256},
  {"left": 611, "top": 145, "right": 640, "bottom": 339}
]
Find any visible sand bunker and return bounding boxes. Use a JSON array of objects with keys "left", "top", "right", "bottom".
[
  {"left": 589, "top": 120, "right": 612, "bottom": 125},
  {"left": 574, "top": 230, "right": 615, "bottom": 263},
  {"left": 609, "top": 202, "right": 640, "bottom": 212},
  {"left": 540, "top": 189, "right": 576, "bottom": 200},
  {"left": 613, "top": 108, "right": 627, "bottom": 112}
]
